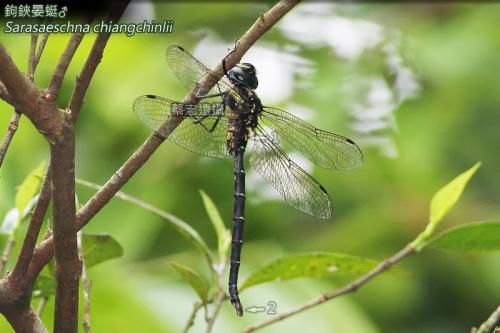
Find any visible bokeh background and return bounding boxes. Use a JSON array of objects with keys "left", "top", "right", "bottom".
[{"left": 1, "top": 2, "right": 499, "bottom": 332}]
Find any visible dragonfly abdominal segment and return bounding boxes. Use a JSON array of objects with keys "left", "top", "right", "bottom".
[{"left": 133, "top": 45, "right": 363, "bottom": 317}]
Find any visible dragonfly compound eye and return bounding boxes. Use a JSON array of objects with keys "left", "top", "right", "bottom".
[{"left": 228, "top": 63, "right": 259, "bottom": 90}]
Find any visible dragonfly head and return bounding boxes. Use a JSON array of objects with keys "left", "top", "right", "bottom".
[{"left": 227, "top": 63, "right": 258, "bottom": 90}]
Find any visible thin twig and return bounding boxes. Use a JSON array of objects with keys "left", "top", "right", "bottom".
[
  {"left": 183, "top": 302, "right": 204, "bottom": 333},
  {"left": 34, "top": 229, "right": 54, "bottom": 319},
  {"left": 0, "top": 112, "right": 21, "bottom": 169},
  {"left": 78, "top": 231, "right": 92, "bottom": 333},
  {"left": 204, "top": 303, "right": 210, "bottom": 323},
  {"left": 0, "top": 239, "right": 16, "bottom": 277},
  {"left": 473, "top": 305, "right": 500, "bottom": 333},
  {"left": 48, "top": 33, "right": 86, "bottom": 98},
  {"left": 28, "top": 34, "right": 38, "bottom": 81},
  {"left": 36, "top": 297, "right": 49, "bottom": 316},
  {"left": 243, "top": 245, "right": 415, "bottom": 333},
  {"left": 26, "top": 0, "right": 300, "bottom": 295},
  {"left": 206, "top": 291, "right": 225, "bottom": 333},
  {"left": 34, "top": 33, "right": 49, "bottom": 70},
  {"left": 11, "top": 163, "right": 51, "bottom": 282}
]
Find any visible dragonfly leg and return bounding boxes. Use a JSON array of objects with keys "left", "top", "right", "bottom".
[
  {"left": 191, "top": 113, "right": 222, "bottom": 133},
  {"left": 206, "top": 115, "right": 222, "bottom": 133},
  {"left": 196, "top": 91, "right": 225, "bottom": 100},
  {"left": 194, "top": 80, "right": 226, "bottom": 100}
]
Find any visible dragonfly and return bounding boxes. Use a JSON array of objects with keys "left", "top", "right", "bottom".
[{"left": 133, "top": 45, "right": 363, "bottom": 316}]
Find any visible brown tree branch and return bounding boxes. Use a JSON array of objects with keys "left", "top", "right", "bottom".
[
  {"left": 69, "top": 0, "right": 131, "bottom": 121},
  {"left": 0, "top": 34, "right": 51, "bottom": 331},
  {"left": 48, "top": 33, "right": 86, "bottom": 98},
  {"left": 243, "top": 245, "right": 414, "bottom": 332},
  {"left": 51, "top": 121, "right": 79, "bottom": 333},
  {"left": 0, "top": 34, "right": 41, "bottom": 169},
  {"left": 0, "top": 3, "right": 133, "bottom": 330},
  {"left": 43, "top": 3, "right": 130, "bottom": 331},
  {"left": 0, "top": 34, "right": 51, "bottom": 279},
  {"left": 0, "top": 43, "right": 61, "bottom": 140},
  {"left": 3, "top": 307, "right": 48, "bottom": 333},
  {"left": 10, "top": 163, "right": 52, "bottom": 282},
  {"left": 0, "top": 82, "right": 15, "bottom": 105},
  {"left": 67, "top": 32, "right": 109, "bottom": 120},
  {"left": 26, "top": 0, "right": 300, "bottom": 281}
]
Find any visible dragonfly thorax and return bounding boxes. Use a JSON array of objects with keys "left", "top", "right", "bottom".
[{"left": 228, "top": 63, "right": 258, "bottom": 90}]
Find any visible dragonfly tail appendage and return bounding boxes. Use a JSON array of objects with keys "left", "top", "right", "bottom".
[{"left": 229, "top": 283, "right": 244, "bottom": 317}]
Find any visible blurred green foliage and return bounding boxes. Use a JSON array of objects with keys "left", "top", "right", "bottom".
[{"left": 0, "top": 2, "right": 499, "bottom": 333}]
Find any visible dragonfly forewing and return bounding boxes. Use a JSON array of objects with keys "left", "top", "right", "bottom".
[
  {"left": 260, "top": 107, "right": 363, "bottom": 170},
  {"left": 166, "top": 45, "right": 233, "bottom": 97}
]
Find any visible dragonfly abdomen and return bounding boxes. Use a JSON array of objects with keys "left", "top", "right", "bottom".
[{"left": 228, "top": 124, "right": 246, "bottom": 316}]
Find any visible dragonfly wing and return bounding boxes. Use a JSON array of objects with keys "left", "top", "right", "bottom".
[
  {"left": 249, "top": 125, "right": 333, "bottom": 219},
  {"left": 133, "top": 95, "right": 231, "bottom": 159},
  {"left": 260, "top": 107, "right": 363, "bottom": 170},
  {"left": 166, "top": 45, "right": 233, "bottom": 96}
]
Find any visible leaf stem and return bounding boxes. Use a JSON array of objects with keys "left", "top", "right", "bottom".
[
  {"left": 205, "top": 290, "right": 225, "bottom": 333},
  {"left": 243, "top": 245, "right": 414, "bottom": 332},
  {"left": 182, "top": 302, "right": 204, "bottom": 333}
]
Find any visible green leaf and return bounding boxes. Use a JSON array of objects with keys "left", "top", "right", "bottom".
[
  {"left": 241, "top": 252, "right": 380, "bottom": 291},
  {"left": 426, "top": 221, "right": 500, "bottom": 253},
  {"left": 82, "top": 233, "right": 124, "bottom": 268},
  {"left": 169, "top": 262, "right": 209, "bottom": 302},
  {"left": 411, "top": 162, "right": 481, "bottom": 251},
  {"left": 15, "top": 161, "right": 46, "bottom": 218},
  {"left": 199, "top": 190, "right": 231, "bottom": 262},
  {"left": 429, "top": 162, "right": 481, "bottom": 226},
  {"left": 32, "top": 275, "right": 55, "bottom": 298}
]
